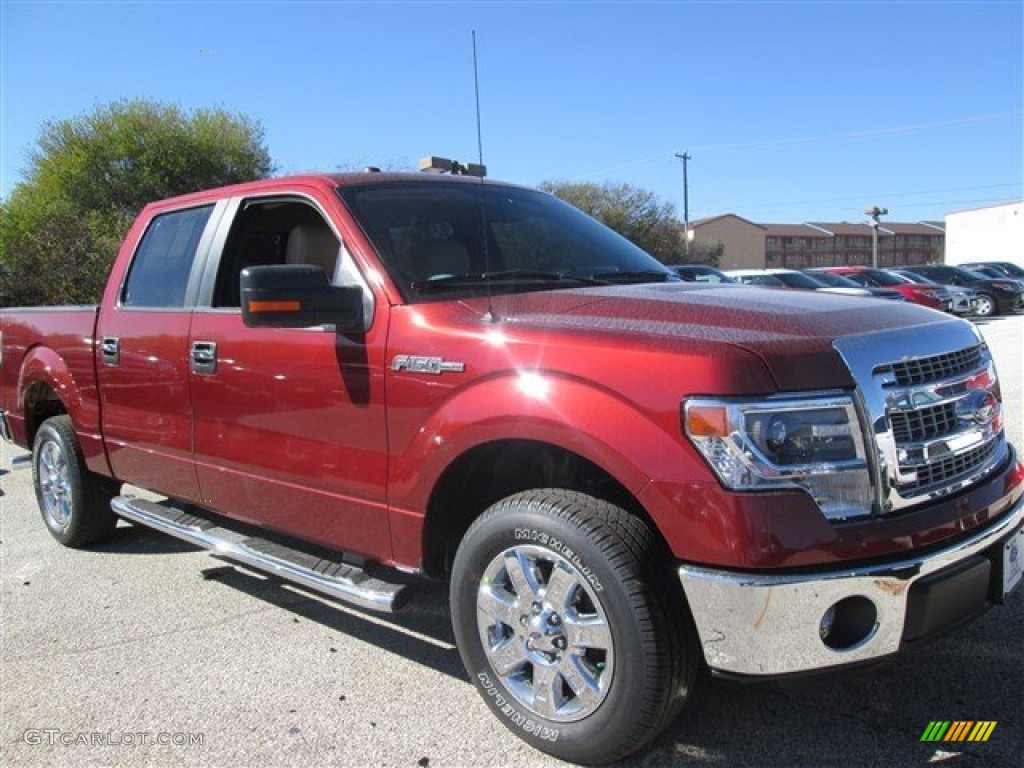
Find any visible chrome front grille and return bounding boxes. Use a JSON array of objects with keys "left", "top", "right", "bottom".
[
  {"left": 882, "top": 346, "right": 982, "bottom": 387},
  {"left": 834, "top": 321, "right": 1008, "bottom": 516},
  {"left": 889, "top": 402, "right": 957, "bottom": 443},
  {"left": 905, "top": 440, "right": 999, "bottom": 492}
]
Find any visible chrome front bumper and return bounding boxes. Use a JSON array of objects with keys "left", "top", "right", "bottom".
[{"left": 679, "top": 494, "right": 1024, "bottom": 677}]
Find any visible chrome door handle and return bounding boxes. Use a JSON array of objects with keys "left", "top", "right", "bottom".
[
  {"left": 191, "top": 341, "right": 217, "bottom": 375},
  {"left": 100, "top": 337, "right": 120, "bottom": 365}
]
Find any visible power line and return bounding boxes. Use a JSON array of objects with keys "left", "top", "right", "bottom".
[
  {"left": 566, "top": 110, "right": 1022, "bottom": 181},
  {"left": 743, "top": 182, "right": 1022, "bottom": 210},
  {"left": 689, "top": 111, "right": 1022, "bottom": 154},
  {"left": 729, "top": 195, "right": 1021, "bottom": 222}
]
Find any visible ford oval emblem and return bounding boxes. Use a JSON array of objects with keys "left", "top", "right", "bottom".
[{"left": 956, "top": 390, "right": 999, "bottom": 427}]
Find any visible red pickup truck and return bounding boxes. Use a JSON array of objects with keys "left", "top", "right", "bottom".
[{"left": 3, "top": 171, "right": 1022, "bottom": 763}]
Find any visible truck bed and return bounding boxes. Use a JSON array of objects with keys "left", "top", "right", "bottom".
[{"left": 1, "top": 306, "right": 105, "bottom": 468}]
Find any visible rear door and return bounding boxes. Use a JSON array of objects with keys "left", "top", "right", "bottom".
[{"left": 96, "top": 202, "right": 224, "bottom": 502}]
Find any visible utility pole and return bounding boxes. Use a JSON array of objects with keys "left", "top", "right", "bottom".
[
  {"left": 675, "top": 152, "right": 691, "bottom": 258},
  {"left": 865, "top": 205, "right": 888, "bottom": 268}
]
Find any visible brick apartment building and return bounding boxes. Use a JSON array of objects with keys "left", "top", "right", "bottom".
[{"left": 689, "top": 215, "right": 945, "bottom": 270}]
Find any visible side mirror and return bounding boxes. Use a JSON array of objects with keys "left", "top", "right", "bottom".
[{"left": 241, "top": 265, "right": 365, "bottom": 331}]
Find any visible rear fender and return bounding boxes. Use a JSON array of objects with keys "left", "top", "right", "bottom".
[{"left": 19, "top": 345, "right": 109, "bottom": 474}]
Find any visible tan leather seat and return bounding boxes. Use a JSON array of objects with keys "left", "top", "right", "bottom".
[{"left": 286, "top": 224, "right": 340, "bottom": 277}]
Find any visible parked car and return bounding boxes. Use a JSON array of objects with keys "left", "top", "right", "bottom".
[
  {"left": 889, "top": 269, "right": 979, "bottom": 316},
  {"left": 812, "top": 266, "right": 953, "bottom": 312},
  {"left": 804, "top": 270, "right": 906, "bottom": 300},
  {"left": 961, "top": 261, "right": 1024, "bottom": 280},
  {"left": 965, "top": 265, "right": 1024, "bottom": 291},
  {"left": 671, "top": 264, "right": 736, "bottom": 283},
  {"left": 899, "top": 264, "right": 1024, "bottom": 317},
  {"left": 729, "top": 268, "right": 883, "bottom": 297}
]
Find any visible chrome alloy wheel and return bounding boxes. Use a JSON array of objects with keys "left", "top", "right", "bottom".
[
  {"left": 476, "top": 544, "right": 614, "bottom": 722},
  {"left": 38, "top": 439, "right": 73, "bottom": 530},
  {"left": 975, "top": 294, "right": 995, "bottom": 317}
]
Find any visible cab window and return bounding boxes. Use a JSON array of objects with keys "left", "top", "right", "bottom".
[
  {"left": 213, "top": 199, "right": 340, "bottom": 308},
  {"left": 122, "top": 205, "right": 213, "bottom": 308}
]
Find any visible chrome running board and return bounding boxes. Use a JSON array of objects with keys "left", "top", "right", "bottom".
[{"left": 111, "top": 495, "right": 408, "bottom": 613}]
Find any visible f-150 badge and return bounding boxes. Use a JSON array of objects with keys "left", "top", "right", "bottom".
[{"left": 391, "top": 355, "right": 466, "bottom": 375}]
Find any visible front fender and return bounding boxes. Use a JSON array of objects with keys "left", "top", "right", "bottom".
[{"left": 386, "top": 370, "right": 711, "bottom": 550}]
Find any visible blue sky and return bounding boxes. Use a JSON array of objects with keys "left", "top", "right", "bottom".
[{"left": 2, "top": 1, "right": 1022, "bottom": 224}]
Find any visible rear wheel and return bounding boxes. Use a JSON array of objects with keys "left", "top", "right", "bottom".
[
  {"left": 450, "top": 489, "right": 698, "bottom": 764},
  {"left": 33, "top": 415, "right": 119, "bottom": 547}
]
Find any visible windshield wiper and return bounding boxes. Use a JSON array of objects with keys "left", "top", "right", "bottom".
[
  {"left": 589, "top": 269, "right": 677, "bottom": 284},
  {"left": 413, "top": 270, "right": 605, "bottom": 294}
]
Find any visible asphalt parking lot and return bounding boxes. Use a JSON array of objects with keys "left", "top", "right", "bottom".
[{"left": 2, "top": 314, "right": 1022, "bottom": 768}]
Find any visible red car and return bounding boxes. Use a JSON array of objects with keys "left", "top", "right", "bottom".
[{"left": 813, "top": 266, "right": 953, "bottom": 311}]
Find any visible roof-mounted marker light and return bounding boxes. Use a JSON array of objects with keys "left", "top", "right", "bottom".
[{"left": 418, "top": 155, "right": 487, "bottom": 178}]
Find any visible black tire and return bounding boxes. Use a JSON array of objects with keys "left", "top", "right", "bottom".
[
  {"left": 450, "top": 489, "right": 698, "bottom": 764},
  {"left": 974, "top": 293, "right": 997, "bottom": 317},
  {"left": 32, "top": 415, "right": 119, "bottom": 548}
]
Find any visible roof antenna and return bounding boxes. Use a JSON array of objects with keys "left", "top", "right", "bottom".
[
  {"left": 473, "top": 30, "right": 485, "bottom": 171},
  {"left": 472, "top": 30, "right": 497, "bottom": 323}
]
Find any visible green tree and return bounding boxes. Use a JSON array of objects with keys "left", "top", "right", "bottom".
[
  {"left": 539, "top": 180, "right": 688, "bottom": 264},
  {"left": 688, "top": 239, "right": 724, "bottom": 267},
  {"left": 1, "top": 99, "right": 272, "bottom": 306}
]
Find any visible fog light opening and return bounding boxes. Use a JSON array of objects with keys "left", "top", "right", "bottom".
[
  {"left": 819, "top": 596, "right": 878, "bottom": 651},
  {"left": 819, "top": 605, "right": 837, "bottom": 641}
]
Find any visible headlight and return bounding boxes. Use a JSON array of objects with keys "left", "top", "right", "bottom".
[{"left": 684, "top": 394, "right": 873, "bottom": 520}]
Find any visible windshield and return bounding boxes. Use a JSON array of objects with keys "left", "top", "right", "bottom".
[
  {"left": 856, "top": 268, "right": 907, "bottom": 287},
  {"left": 812, "top": 271, "right": 860, "bottom": 288},
  {"left": 337, "top": 181, "right": 676, "bottom": 301},
  {"left": 966, "top": 262, "right": 1024, "bottom": 278},
  {"left": 674, "top": 266, "right": 735, "bottom": 284},
  {"left": 950, "top": 266, "right": 990, "bottom": 281},
  {"left": 737, "top": 273, "right": 786, "bottom": 287},
  {"left": 892, "top": 271, "right": 928, "bottom": 284},
  {"left": 991, "top": 262, "right": 1024, "bottom": 277},
  {"left": 774, "top": 271, "right": 826, "bottom": 289}
]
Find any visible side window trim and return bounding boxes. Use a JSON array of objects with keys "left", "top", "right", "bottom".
[
  {"left": 116, "top": 201, "right": 227, "bottom": 311},
  {"left": 195, "top": 196, "right": 243, "bottom": 309},
  {"left": 184, "top": 199, "right": 231, "bottom": 308}
]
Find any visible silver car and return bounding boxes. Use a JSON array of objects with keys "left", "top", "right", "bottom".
[{"left": 890, "top": 269, "right": 978, "bottom": 315}]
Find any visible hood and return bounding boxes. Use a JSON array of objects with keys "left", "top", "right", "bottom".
[{"left": 481, "top": 283, "right": 963, "bottom": 391}]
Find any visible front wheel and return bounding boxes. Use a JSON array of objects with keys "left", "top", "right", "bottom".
[
  {"left": 450, "top": 490, "right": 698, "bottom": 764},
  {"left": 974, "top": 293, "right": 997, "bottom": 317},
  {"left": 32, "top": 415, "right": 119, "bottom": 548}
]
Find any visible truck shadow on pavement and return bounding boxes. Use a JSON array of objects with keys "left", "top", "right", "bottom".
[
  {"left": 92, "top": 520, "right": 205, "bottom": 555},
  {"left": 94, "top": 521, "right": 466, "bottom": 679},
  {"left": 195, "top": 562, "right": 465, "bottom": 682}
]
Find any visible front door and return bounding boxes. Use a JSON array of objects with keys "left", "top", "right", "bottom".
[{"left": 188, "top": 194, "right": 391, "bottom": 559}]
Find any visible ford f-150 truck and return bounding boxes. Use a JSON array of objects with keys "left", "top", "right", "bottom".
[{"left": 2, "top": 170, "right": 1022, "bottom": 764}]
